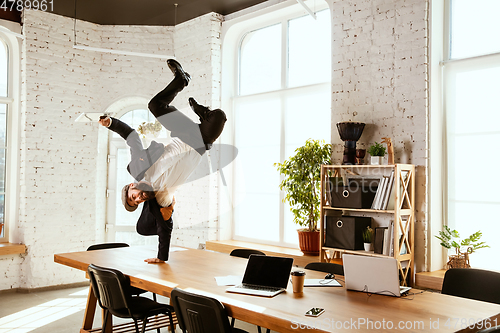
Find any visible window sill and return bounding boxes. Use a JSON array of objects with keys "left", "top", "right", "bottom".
[
  {"left": 415, "top": 270, "right": 446, "bottom": 291},
  {"left": 205, "top": 240, "right": 342, "bottom": 268},
  {"left": 0, "top": 243, "right": 26, "bottom": 256}
]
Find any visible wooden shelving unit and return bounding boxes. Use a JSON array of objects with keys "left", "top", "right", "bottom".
[{"left": 319, "top": 164, "right": 415, "bottom": 286}]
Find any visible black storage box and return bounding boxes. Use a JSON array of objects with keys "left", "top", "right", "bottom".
[
  {"left": 330, "top": 178, "right": 378, "bottom": 209},
  {"left": 324, "top": 216, "right": 372, "bottom": 250}
]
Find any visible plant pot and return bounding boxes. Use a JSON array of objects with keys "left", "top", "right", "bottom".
[
  {"left": 364, "top": 242, "right": 373, "bottom": 251},
  {"left": 297, "top": 230, "right": 320, "bottom": 256},
  {"left": 447, "top": 253, "right": 470, "bottom": 269},
  {"left": 370, "top": 156, "right": 384, "bottom": 165}
]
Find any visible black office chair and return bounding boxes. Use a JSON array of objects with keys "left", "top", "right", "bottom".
[
  {"left": 87, "top": 243, "right": 157, "bottom": 301},
  {"left": 305, "top": 262, "right": 344, "bottom": 276},
  {"left": 229, "top": 248, "right": 266, "bottom": 258},
  {"left": 441, "top": 268, "right": 500, "bottom": 305},
  {"left": 87, "top": 264, "right": 175, "bottom": 333},
  {"left": 170, "top": 288, "right": 249, "bottom": 333},
  {"left": 229, "top": 249, "right": 269, "bottom": 333}
]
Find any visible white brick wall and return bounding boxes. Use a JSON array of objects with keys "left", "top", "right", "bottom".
[
  {"left": 0, "top": 11, "right": 222, "bottom": 290},
  {"left": 329, "top": 0, "right": 428, "bottom": 271},
  {"left": 0, "top": 0, "right": 430, "bottom": 290}
]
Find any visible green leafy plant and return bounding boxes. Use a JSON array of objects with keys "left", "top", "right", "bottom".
[
  {"left": 274, "top": 139, "right": 331, "bottom": 232},
  {"left": 362, "top": 226, "right": 374, "bottom": 243},
  {"left": 435, "top": 225, "right": 489, "bottom": 255},
  {"left": 367, "top": 142, "right": 386, "bottom": 156}
]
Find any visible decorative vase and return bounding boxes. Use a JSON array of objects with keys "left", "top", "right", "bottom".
[
  {"left": 297, "top": 230, "right": 320, "bottom": 256},
  {"left": 0, "top": 223, "right": 3, "bottom": 237},
  {"left": 364, "top": 242, "right": 373, "bottom": 251},
  {"left": 336, "top": 122, "right": 366, "bottom": 165},
  {"left": 370, "top": 156, "right": 384, "bottom": 165}
]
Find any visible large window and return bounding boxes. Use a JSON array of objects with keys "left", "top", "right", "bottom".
[
  {"left": 0, "top": 38, "right": 7, "bottom": 241},
  {"left": 233, "top": 9, "right": 331, "bottom": 247},
  {"left": 0, "top": 26, "right": 19, "bottom": 243},
  {"left": 106, "top": 109, "right": 170, "bottom": 245},
  {"left": 444, "top": 0, "right": 500, "bottom": 270}
]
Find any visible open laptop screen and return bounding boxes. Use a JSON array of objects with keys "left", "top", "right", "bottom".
[{"left": 242, "top": 255, "right": 294, "bottom": 289}]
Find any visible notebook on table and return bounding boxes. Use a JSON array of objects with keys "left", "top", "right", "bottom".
[
  {"left": 226, "top": 255, "right": 294, "bottom": 297},
  {"left": 343, "top": 254, "right": 411, "bottom": 297}
]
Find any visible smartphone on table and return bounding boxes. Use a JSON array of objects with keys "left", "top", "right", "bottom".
[{"left": 305, "top": 307, "right": 325, "bottom": 317}]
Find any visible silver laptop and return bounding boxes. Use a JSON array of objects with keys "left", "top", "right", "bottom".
[
  {"left": 226, "top": 255, "right": 294, "bottom": 297},
  {"left": 343, "top": 254, "right": 411, "bottom": 297}
]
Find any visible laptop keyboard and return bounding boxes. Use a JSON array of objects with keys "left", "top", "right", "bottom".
[{"left": 238, "top": 283, "right": 282, "bottom": 292}]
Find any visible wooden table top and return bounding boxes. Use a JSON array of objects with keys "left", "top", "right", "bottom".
[{"left": 55, "top": 246, "right": 500, "bottom": 333}]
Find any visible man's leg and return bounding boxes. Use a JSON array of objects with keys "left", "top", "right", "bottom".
[
  {"left": 189, "top": 98, "right": 227, "bottom": 147},
  {"left": 148, "top": 61, "right": 205, "bottom": 154}
]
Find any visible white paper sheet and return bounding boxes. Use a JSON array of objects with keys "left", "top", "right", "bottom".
[
  {"left": 214, "top": 275, "right": 242, "bottom": 286},
  {"left": 304, "top": 279, "right": 341, "bottom": 287}
]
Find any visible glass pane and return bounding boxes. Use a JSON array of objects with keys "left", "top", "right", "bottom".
[
  {"left": 115, "top": 148, "right": 141, "bottom": 226},
  {"left": 0, "top": 194, "right": 3, "bottom": 238},
  {"left": 115, "top": 230, "right": 158, "bottom": 246},
  {"left": 448, "top": 66, "right": 500, "bottom": 134},
  {"left": 239, "top": 24, "right": 281, "bottom": 95},
  {"left": 288, "top": 10, "right": 331, "bottom": 87},
  {"left": 233, "top": 98, "right": 281, "bottom": 241},
  {"left": 113, "top": 109, "right": 166, "bottom": 139},
  {"left": 0, "top": 149, "right": 5, "bottom": 193},
  {"left": 284, "top": 87, "right": 331, "bottom": 159},
  {"left": 0, "top": 40, "right": 7, "bottom": 97},
  {"left": 447, "top": 65, "right": 500, "bottom": 271},
  {"left": 451, "top": 0, "right": 500, "bottom": 59},
  {"left": 0, "top": 104, "right": 6, "bottom": 147}
]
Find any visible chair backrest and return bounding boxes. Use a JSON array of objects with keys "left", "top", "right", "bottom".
[
  {"left": 87, "top": 243, "right": 130, "bottom": 251},
  {"left": 170, "top": 288, "right": 233, "bottom": 333},
  {"left": 305, "top": 262, "right": 344, "bottom": 276},
  {"left": 229, "top": 249, "right": 265, "bottom": 259},
  {"left": 441, "top": 268, "right": 500, "bottom": 305},
  {"left": 87, "top": 264, "right": 131, "bottom": 314}
]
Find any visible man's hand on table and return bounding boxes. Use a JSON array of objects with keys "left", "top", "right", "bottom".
[{"left": 144, "top": 258, "right": 165, "bottom": 264}]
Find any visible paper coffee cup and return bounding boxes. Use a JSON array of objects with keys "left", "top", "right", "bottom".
[{"left": 291, "top": 270, "right": 306, "bottom": 293}]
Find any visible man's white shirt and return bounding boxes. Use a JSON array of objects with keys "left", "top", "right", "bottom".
[{"left": 144, "top": 137, "right": 202, "bottom": 207}]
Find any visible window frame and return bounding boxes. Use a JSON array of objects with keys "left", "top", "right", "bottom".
[
  {"left": 228, "top": 5, "right": 331, "bottom": 248},
  {"left": 0, "top": 23, "right": 21, "bottom": 244},
  {"left": 430, "top": 0, "right": 500, "bottom": 270}
]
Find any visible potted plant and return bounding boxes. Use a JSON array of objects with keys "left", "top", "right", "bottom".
[
  {"left": 435, "top": 225, "right": 489, "bottom": 269},
  {"left": 367, "top": 142, "right": 386, "bottom": 165},
  {"left": 362, "top": 226, "right": 374, "bottom": 251},
  {"left": 275, "top": 139, "right": 331, "bottom": 255}
]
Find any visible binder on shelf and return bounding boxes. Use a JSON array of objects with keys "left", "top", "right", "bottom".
[
  {"left": 371, "top": 176, "right": 387, "bottom": 210},
  {"left": 381, "top": 171, "right": 395, "bottom": 210},
  {"left": 383, "top": 221, "right": 393, "bottom": 256},
  {"left": 374, "top": 227, "right": 387, "bottom": 254}
]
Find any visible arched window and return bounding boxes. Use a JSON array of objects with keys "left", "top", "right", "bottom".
[
  {"left": 0, "top": 26, "right": 20, "bottom": 243},
  {"left": 229, "top": 7, "right": 331, "bottom": 247},
  {"left": 106, "top": 109, "right": 170, "bottom": 244},
  {"left": 0, "top": 37, "right": 7, "bottom": 240}
]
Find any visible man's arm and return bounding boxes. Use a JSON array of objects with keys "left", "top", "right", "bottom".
[
  {"left": 144, "top": 199, "right": 175, "bottom": 264},
  {"left": 99, "top": 116, "right": 143, "bottom": 158}
]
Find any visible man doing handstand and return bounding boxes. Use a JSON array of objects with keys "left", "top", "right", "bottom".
[{"left": 99, "top": 59, "right": 226, "bottom": 263}]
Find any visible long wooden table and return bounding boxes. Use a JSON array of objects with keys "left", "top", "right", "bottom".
[{"left": 55, "top": 246, "right": 500, "bottom": 333}]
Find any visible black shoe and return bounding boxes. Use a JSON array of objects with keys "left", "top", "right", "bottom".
[
  {"left": 167, "top": 59, "right": 191, "bottom": 86},
  {"left": 188, "top": 97, "right": 210, "bottom": 121}
]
